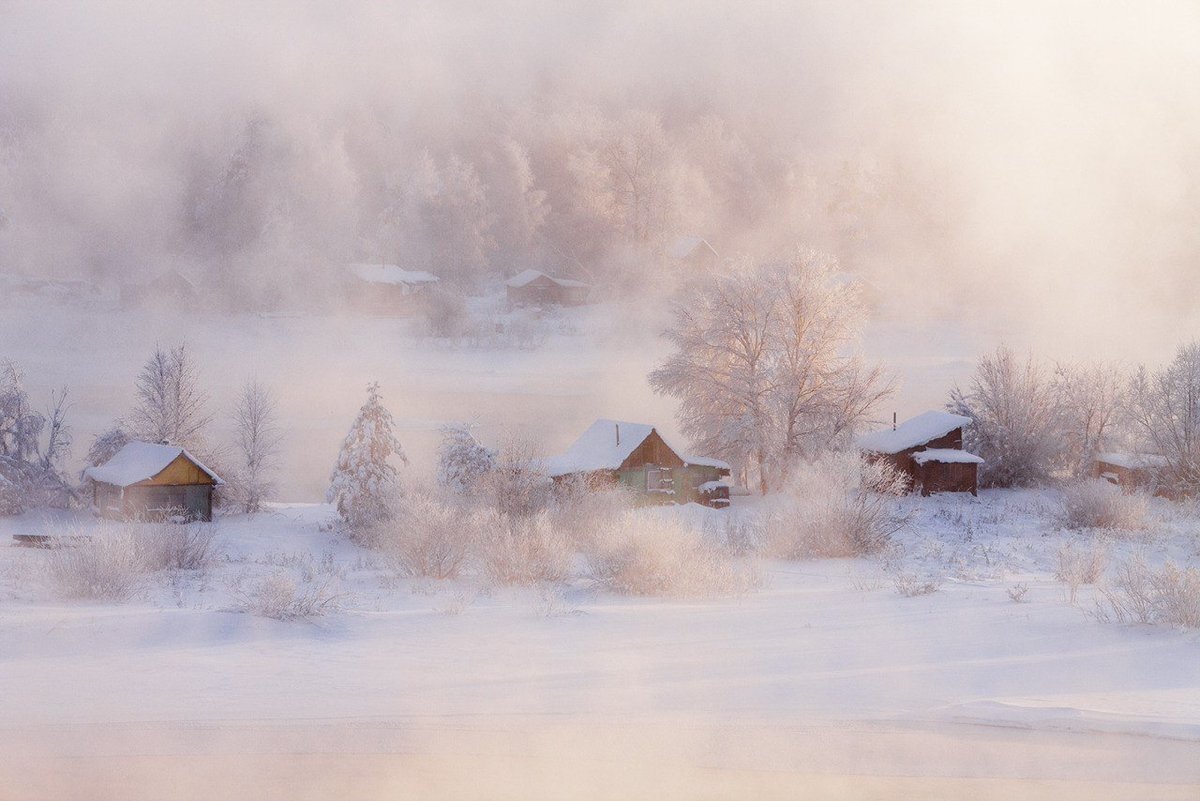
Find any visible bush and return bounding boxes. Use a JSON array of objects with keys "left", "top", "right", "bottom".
[
  {"left": 42, "top": 522, "right": 219, "bottom": 600},
  {"left": 418, "top": 288, "right": 471, "bottom": 339},
  {"left": 547, "top": 480, "right": 631, "bottom": 551},
  {"left": 479, "top": 510, "right": 571, "bottom": 585},
  {"left": 1061, "top": 480, "right": 1148, "bottom": 531},
  {"left": 585, "top": 511, "right": 758, "bottom": 597},
  {"left": 231, "top": 570, "right": 342, "bottom": 620},
  {"left": 43, "top": 527, "right": 148, "bottom": 601},
  {"left": 764, "top": 451, "right": 909, "bottom": 559},
  {"left": 1099, "top": 557, "right": 1200, "bottom": 628},
  {"left": 378, "top": 492, "right": 473, "bottom": 580},
  {"left": 1056, "top": 541, "right": 1108, "bottom": 603}
]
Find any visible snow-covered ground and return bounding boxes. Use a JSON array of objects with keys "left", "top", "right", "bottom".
[{"left": 1, "top": 490, "right": 1198, "bottom": 799}]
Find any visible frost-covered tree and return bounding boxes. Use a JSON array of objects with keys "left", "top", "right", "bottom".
[
  {"left": 128, "top": 344, "right": 212, "bottom": 450},
  {"left": 1127, "top": 341, "right": 1200, "bottom": 494},
  {"left": 437, "top": 423, "right": 496, "bottom": 495},
  {"left": 0, "top": 361, "right": 44, "bottom": 462},
  {"left": 650, "top": 250, "right": 891, "bottom": 493},
  {"left": 231, "top": 380, "right": 282, "bottom": 514},
  {"left": 0, "top": 362, "right": 74, "bottom": 513},
  {"left": 948, "top": 346, "right": 1063, "bottom": 487},
  {"left": 1052, "top": 361, "right": 1128, "bottom": 476},
  {"left": 84, "top": 425, "right": 131, "bottom": 473},
  {"left": 327, "top": 382, "right": 408, "bottom": 530}
]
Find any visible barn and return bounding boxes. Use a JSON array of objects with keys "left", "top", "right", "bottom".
[
  {"left": 505, "top": 270, "right": 591, "bottom": 307},
  {"left": 344, "top": 263, "right": 439, "bottom": 315},
  {"left": 858, "top": 411, "right": 983, "bottom": 496},
  {"left": 544, "top": 419, "right": 731, "bottom": 507},
  {"left": 84, "top": 441, "right": 224, "bottom": 522},
  {"left": 1092, "top": 452, "right": 1168, "bottom": 493}
]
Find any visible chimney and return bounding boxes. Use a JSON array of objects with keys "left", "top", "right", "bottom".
[
  {"left": 892, "top": 412, "right": 897, "bottom": 431},
  {"left": 615, "top": 423, "right": 620, "bottom": 447}
]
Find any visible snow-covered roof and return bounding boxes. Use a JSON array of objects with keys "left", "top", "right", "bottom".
[
  {"left": 912, "top": 448, "right": 984, "bottom": 465},
  {"left": 543, "top": 419, "right": 727, "bottom": 477},
  {"left": 666, "top": 235, "right": 718, "bottom": 261},
  {"left": 505, "top": 270, "right": 590, "bottom": 289},
  {"left": 347, "top": 263, "right": 439, "bottom": 286},
  {"left": 84, "top": 441, "right": 224, "bottom": 487},
  {"left": 1095, "top": 452, "right": 1169, "bottom": 470},
  {"left": 857, "top": 411, "right": 972, "bottom": 454}
]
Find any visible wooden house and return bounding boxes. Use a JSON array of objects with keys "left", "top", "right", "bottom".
[
  {"left": 505, "top": 270, "right": 591, "bottom": 307},
  {"left": 543, "top": 419, "right": 731, "bottom": 507},
  {"left": 665, "top": 236, "right": 720, "bottom": 271},
  {"left": 84, "top": 441, "right": 223, "bottom": 522},
  {"left": 858, "top": 411, "right": 982, "bottom": 496},
  {"left": 1092, "top": 452, "right": 1168, "bottom": 493},
  {"left": 344, "top": 263, "right": 439, "bottom": 315}
]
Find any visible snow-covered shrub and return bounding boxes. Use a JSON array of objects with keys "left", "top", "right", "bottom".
[
  {"left": 232, "top": 571, "right": 342, "bottom": 620},
  {"left": 1099, "top": 557, "right": 1200, "bottom": 627},
  {"left": 892, "top": 571, "right": 940, "bottom": 597},
  {"left": 478, "top": 510, "right": 571, "bottom": 585},
  {"left": 327, "top": 382, "right": 408, "bottom": 534},
  {"left": 764, "top": 451, "right": 909, "bottom": 559},
  {"left": 547, "top": 479, "right": 631, "bottom": 551},
  {"left": 1127, "top": 342, "right": 1200, "bottom": 496},
  {"left": 477, "top": 437, "right": 550, "bottom": 518},
  {"left": 585, "top": 511, "right": 758, "bottom": 597},
  {"left": 436, "top": 423, "right": 495, "bottom": 495},
  {"left": 379, "top": 491, "right": 473, "bottom": 580},
  {"left": 1061, "top": 479, "right": 1148, "bottom": 531},
  {"left": 43, "top": 527, "right": 148, "bottom": 601},
  {"left": 138, "top": 523, "right": 220, "bottom": 571},
  {"left": 1056, "top": 541, "right": 1109, "bottom": 604}
]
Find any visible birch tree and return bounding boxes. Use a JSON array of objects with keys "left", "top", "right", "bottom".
[
  {"left": 128, "top": 344, "right": 212, "bottom": 450},
  {"left": 231, "top": 380, "right": 282, "bottom": 513},
  {"left": 1127, "top": 341, "right": 1200, "bottom": 493}
]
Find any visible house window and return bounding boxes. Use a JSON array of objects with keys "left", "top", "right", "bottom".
[{"left": 646, "top": 466, "right": 673, "bottom": 492}]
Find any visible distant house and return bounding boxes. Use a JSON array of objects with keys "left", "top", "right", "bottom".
[
  {"left": 858, "top": 411, "right": 982, "bottom": 496},
  {"left": 120, "top": 269, "right": 200, "bottom": 309},
  {"left": 665, "top": 236, "right": 720, "bottom": 271},
  {"left": 344, "top": 263, "right": 439, "bottom": 315},
  {"left": 1092, "top": 452, "right": 1168, "bottom": 493},
  {"left": 544, "top": 419, "right": 731, "bottom": 507},
  {"left": 505, "top": 270, "right": 591, "bottom": 307},
  {"left": 84, "top": 441, "right": 223, "bottom": 522}
]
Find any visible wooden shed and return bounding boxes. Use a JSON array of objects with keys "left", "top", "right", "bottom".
[
  {"left": 84, "top": 441, "right": 223, "bottom": 522},
  {"left": 1092, "top": 452, "right": 1168, "bottom": 494},
  {"left": 858, "top": 411, "right": 983, "bottom": 496},
  {"left": 544, "top": 419, "right": 731, "bottom": 507},
  {"left": 344, "top": 263, "right": 439, "bottom": 315},
  {"left": 505, "top": 270, "right": 591, "bottom": 307}
]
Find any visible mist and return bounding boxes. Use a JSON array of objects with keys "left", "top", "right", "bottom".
[{"left": 2, "top": 1, "right": 1198, "bottom": 359}]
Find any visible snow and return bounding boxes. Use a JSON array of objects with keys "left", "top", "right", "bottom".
[
  {"left": 912, "top": 448, "right": 985, "bottom": 465},
  {"left": 543, "top": 419, "right": 656, "bottom": 476},
  {"left": 1, "top": 490, "right": 1198, "bottom": 797},
  {"left": 1096, "top": 452, "right": 1170, "bottom": 470},
  {"left": 346, "top": 262, "right": 439, "bottom": 287},
  {"left": 857, "top": 410, "right": 973, "bottom": 454},
  {"left": 697, "top": 479, "right": 729, "bottom": 491},
  {"left": 83, "top": 440, "right": 224, "bottom": 487},
  {"left": 683, "top": 454, "right": 731, "bottom": 469}
]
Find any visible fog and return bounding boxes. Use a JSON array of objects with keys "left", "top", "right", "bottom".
[{"left": 2, "top": 1, "right": 1198, "bottom": 355}]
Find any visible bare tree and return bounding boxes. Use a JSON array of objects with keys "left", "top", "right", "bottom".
[
  {"left": 231, "top": 380, "right": 282, "bottom": 513},
  {"left": 128, "top": 344, "right": 212, "bottom": 450},
  {"left": 1126, "top": 341, "right": 1200, "bottom": 494},
  {"left": 1052, "top": 361, "right": 1128, "bottom": 476},
  {"left": 948, "top": 346, "right": 1063, "bottom": 487},
  {"left": 651, "top": 250, "right": 891, "bottom": 493}
]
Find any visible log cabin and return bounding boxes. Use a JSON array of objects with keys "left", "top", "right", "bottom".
[
  {"left": 505, "top": 270, "right": 591, "bottom": 307},
  {"left": 84, "top": 441, "right": 223, "bottom": 522},
  {"left": 858, "top": 411, "right": 982, "bottom": 496},
  {"left": 543, "top": 419, "right": 731, "bottom": 507},
  {"left": 344, "top": 263, "right": 439, "bottom": 315}
]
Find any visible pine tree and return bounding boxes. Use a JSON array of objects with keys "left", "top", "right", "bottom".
[
  {"left": 327, "top": 382, "right": 407, "bottom": 529},
  {"left": 437, "top": 423, "right": 496, "bottom": 494}
]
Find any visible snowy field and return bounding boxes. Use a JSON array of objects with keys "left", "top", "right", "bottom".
[{"left": 1, "top": 490, "right": 1198, "bottom": 799}]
